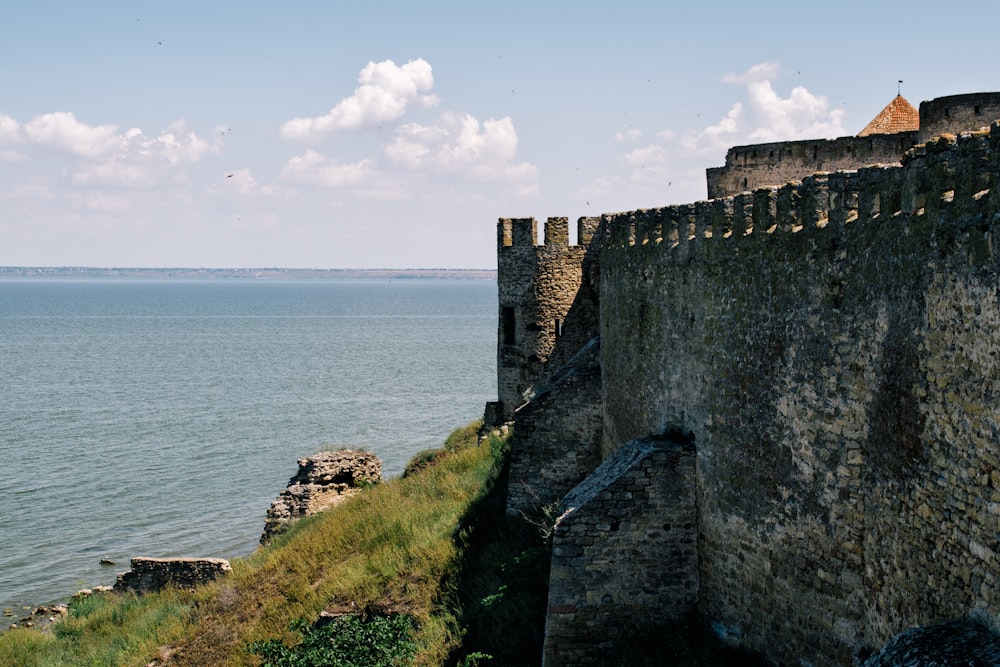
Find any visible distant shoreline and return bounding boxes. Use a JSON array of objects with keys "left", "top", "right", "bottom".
[{"left": 0, "top": 267, "right": 497, "bottom": 281}]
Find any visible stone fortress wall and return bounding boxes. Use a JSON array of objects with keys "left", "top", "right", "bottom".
[
  {"left": 920, "top": 92, "right": 1000, "bottom": 143},
  {"left": 706, "top": 132, "right": 917, "bottom": 200},
  {"left": 493, "top": 94, "right": 1000, "bottom": 665},
  {"left": 706, "top": 92, "right": 1000, "bottom": 200}
]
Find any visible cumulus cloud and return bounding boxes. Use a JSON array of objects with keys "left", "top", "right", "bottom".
[
  {"left": 669, "top": 62, "right": 845, "bottom": 157},
  {"left": 679, "top": 102, "right": 743, "bottom": 154},
  {"left": 722, "top": 61, "right": 845, "bottom": 142},
  {"left": 5, "top": 112, "right": 221, "bottom": 186},
  {"left": 146, "top": 121, "right": 216, "bottom": 164},
  {"left": 280, "top": 58, "right": 439, "bottom": 141},
  {"left": 722, "top": 61, "right": 780, "bottom": 86},
  {"left": 280, "top": 150, "right": 375, "bottom": 187},
  {"left": 0, "top": 114, "right": 21, "bottom": 142},
  {"left": 385, "top": 112, "right": 538, "bottom": 183},
  {"left": 593, "top": 62, "right": 849, "bottom": 206},
  {"left": 22, "top": 112, "right": 121, "bottom": 159}
]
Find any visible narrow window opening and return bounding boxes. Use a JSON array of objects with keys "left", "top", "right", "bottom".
[
  {"left": 554, "top": 318, "right": 563, "bottom": 338},
  {"left": 502, "top": 307, "right": 516, "bottom": 345},
  {"left": 975, "top": 105, "right": 982, "bottom": 115},
  {"left": 813, "top": 146, "right": 818, "bottom": 159},
  {"left": 742, "top": 177, "right": 748, "bottom": 189},
  {"left": 945, "top": 107, "right": 951, "bottom": 117}
]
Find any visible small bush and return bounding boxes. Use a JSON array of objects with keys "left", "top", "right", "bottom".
[{"left": 248, "top": 614, "right": 417, "bottom": 667}]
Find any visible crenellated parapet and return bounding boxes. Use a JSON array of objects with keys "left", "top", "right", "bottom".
[
  {"left": 606, "top": 122, "right": 999, "bottom": 264},
  {"left": 707, "top": 92, "right": 1000, "bottom": 201},
  {"left": 497, "top": 95, "right": 1000, "bottom": 665},
  {"left": 495, "top": 216, "right": 600, "bottom": 421},
  {"left": 593, "top": 120, "right": 1000, "bottom": 665},
  {"left": 706, "top": 133, "right": 916, "bottom": 199}
]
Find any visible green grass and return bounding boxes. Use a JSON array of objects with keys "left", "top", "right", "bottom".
[
  {"left": 0, "top": 419, "right": 767, "bottom": 666},
  {"left": 0, "top": 421, "right": 528, "bottom": 667},
  {"left": 0, "top": 590, "right": 192, "bottom": 667}
]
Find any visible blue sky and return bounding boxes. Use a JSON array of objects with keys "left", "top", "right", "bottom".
[{"left": 1, "top": 1, "right": 997, "bottom": 269}]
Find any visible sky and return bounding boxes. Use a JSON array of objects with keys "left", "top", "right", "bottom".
[{"left": 1, "top": 1, "right": 998, "bottom": 270}]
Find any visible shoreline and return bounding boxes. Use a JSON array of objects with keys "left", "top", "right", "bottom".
[{"left": 0, "top": 267, "right": 496, "bottom": 281}]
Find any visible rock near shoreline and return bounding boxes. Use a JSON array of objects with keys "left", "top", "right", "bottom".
[{"left": 261, "top": 449, "right": 382, "bottom": 543}]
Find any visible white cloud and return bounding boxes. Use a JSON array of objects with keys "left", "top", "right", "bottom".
[
  {"left": 22, "top": 112, "right": 121, "bottom": 159},
  {"left": 280, "top": 150, "right": 375, "bottom": 187},
  {"left": 11, "top": 114, "right": 221, "bottom": 187},
  {"left": 679, "top": 102, "right": 743, "bottom": 154},
  {"left": 385, "top": 112, "right": 538, "bottom": 183},
  {"left": 0, "top": 109, "right": 222, "bottom": 188},
  {"left": 0, "top": 114, "right": 21, "bottom": 142},
  {"left": 614, "top": 128, "right": 642, "bottom": 142},
  {"left": 721, "top": 61, "right": 845, "bottom": 142},
  {"left": 147, "top": 121, "right": 217, "bottom": 164},
  {"left": 669, "top": 62, "right": 845, "bottom": 156},
  {"left": 591, "top": 62, "right": 849, "bottom": 207},
  {"left": 280, "top": 58, "right": 439, "bottom": 140},
  {"left": 722, "top": 61, "right": 780, "bottom": 86}
]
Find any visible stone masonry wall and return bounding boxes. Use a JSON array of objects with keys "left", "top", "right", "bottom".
[
  {"left": 599, "top": 125, "right": 1000, "bottom": 664},
  {"left": 919, "top": 92, "right": 1000, "bottom": 143},
  {"left": 496, "top": 217, "right": 591, "bottom": 421},
  {"left": 543, "top": 436, "right": 698, "bottom": 666},
  {"left": 707, "top": 92, "right": 1000, "bottom": 201},
  {"left": 706, "top": 133, "right": 917, "bottom": 199},
  {"left": 114, "top": 557, "right": 232, "bottom": 594},
  {"left": 505, "top": 337, "right": 603, "bottom": 518}
]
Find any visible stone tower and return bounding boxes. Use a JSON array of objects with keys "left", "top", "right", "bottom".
[{"left": 493, "top": 216, "right": 598, "bottom": 422}]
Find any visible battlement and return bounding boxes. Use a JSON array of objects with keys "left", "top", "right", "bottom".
[
  {"left": 496, "top": 106, "right": 1000, "bottom": 664},
  {"left": 707, "top": 91, "right": 1000, "bottom": 200},
  {"left": 615, "top": 122, "right": 999, "bottom": 261},
  {"left": 707, "top": 133, "right": 916, "bottom": 199},
  {"left": 495, "top": 216, "right": 601, "bottom": 421},
  {"left": 919, "top": 92, "right": 1000, "bottom": 143},
  {"left": 497, "top": 216, "right": 602, "bottom": 250}
]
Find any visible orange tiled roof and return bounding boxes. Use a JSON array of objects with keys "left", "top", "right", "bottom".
[{"left": 857, "top": 94, "right": 919, "bottom": 136}]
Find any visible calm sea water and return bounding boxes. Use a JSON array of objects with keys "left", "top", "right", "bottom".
[{"left": 0, "top": 278, "right": 497, "bottom": 615}]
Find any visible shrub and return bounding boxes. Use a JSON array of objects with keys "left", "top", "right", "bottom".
[{"left": 247, "top": 614, "right": 417, "bottom": 667}]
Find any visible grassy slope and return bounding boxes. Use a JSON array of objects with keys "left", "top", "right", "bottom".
[{"left": 0, "top": 422, "right": 546, "bottom": 667}]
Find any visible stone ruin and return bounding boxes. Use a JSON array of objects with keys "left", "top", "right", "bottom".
[
  {"left": 261, "top": 449, "right": 382, "bottom": 543},
  {"left": 114, "top": 557, "right": 232, "bottom": 595}
]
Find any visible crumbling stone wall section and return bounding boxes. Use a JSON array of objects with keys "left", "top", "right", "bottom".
[
  {"left": 495, "top": 217, "right": 598, "bottom": 421},
  {"left": 505, "top": 337, "right": 603, "bottom": 518},
  {"left": 543, "top": 436, "right": 698, "bottom": 666},
  {"left": 599, "top": 124, "right": 1000, "bottom": 664},
  {"left": 114, "top": 557, "right": 231, "bottom": 594},
  {"left": 262, "top": 449, "right": 382, "bottom": 542}
]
